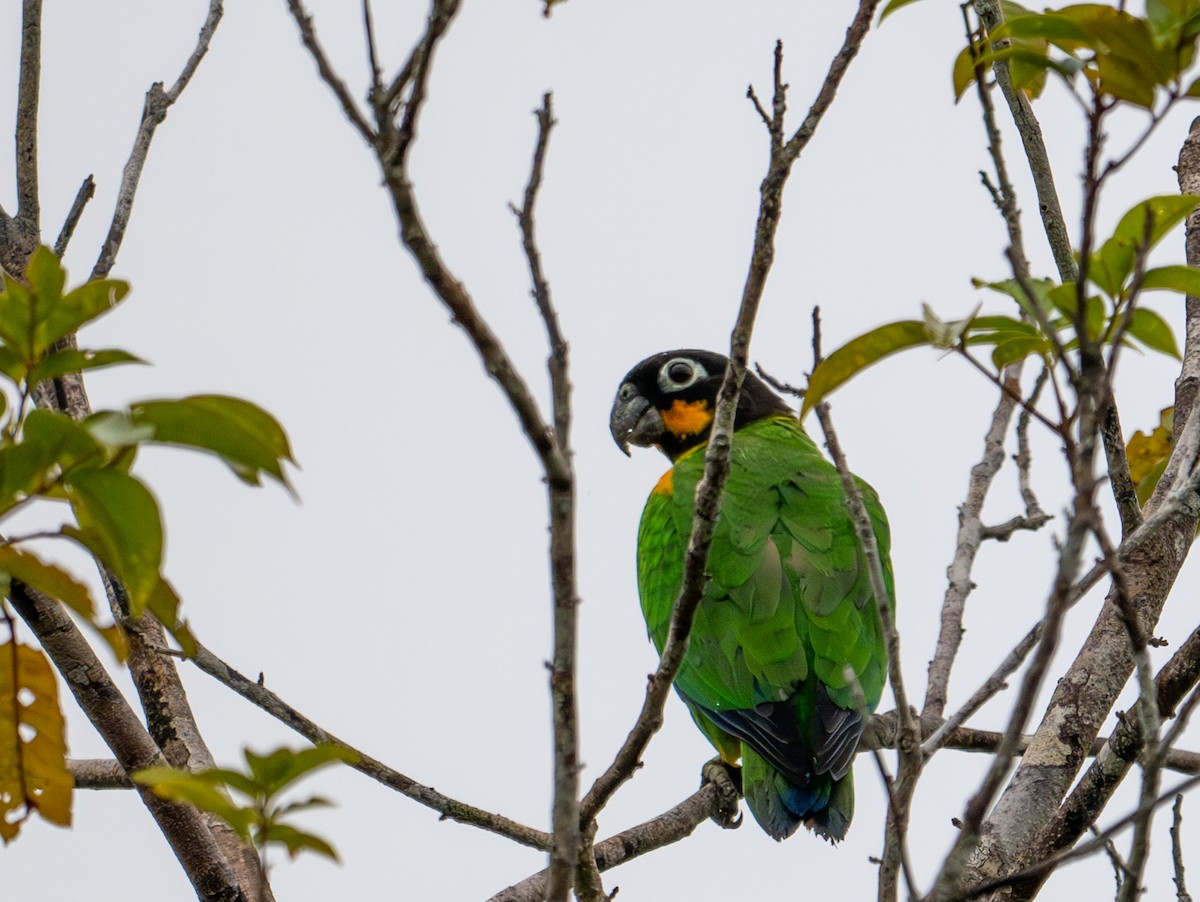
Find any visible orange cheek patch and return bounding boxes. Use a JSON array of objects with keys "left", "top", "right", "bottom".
[
  {"left": 652, "top": 468, "right": 674, "bottom": 496},
  {"left": 661, "top": 399, "right": 713, "bottom": 439}
]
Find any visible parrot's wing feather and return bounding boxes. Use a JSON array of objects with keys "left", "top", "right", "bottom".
[
  {"left": 814, "top": 684, "right": 865, "bottom": 780},
  {"left": 684, "top": 684, "right": 865, "bottom": 787}
]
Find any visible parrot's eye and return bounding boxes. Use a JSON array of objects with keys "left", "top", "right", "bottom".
[{"left": 658, "top": 357, "right": 706, "bottom": 392}]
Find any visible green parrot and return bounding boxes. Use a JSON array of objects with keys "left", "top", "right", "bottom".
[{"left": 609, "top": 349, "right": 893, "bottom": 842}]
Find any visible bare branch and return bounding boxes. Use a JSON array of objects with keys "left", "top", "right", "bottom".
[
  {"left": 956, "top": 773, "right": 1200, "bottom": 902},
  {"left": 1005, "top": 620, "right": 1200, "bottom": 897},
  {"left": 816, "top": 399, "right": 918, "bottom": 902},
  {"left": 970, "top": 0, "right": 1075, "bottom": 282},
  {"left": 70, "top": 758, "right": 131, "bottom": 789},
  {"left": 509, "top": 90, "right": 581, "bottom": 898},
  {"left": 1172, "top": 795, "right": 1193, "bottom": 902},
  {"left": 980, "top": 513, "right": 1053, "bottom": 541},
  {"left": 186, "top": 640, "right": 551, "bottom": 850},
  {"left": 924, "top": 372, "right": 1023, "bottom": 721},
  {"left": 15, "top": 0, "right": 42, "bottom": 230},
  {"left": 52, "top": 174, "right": 95, "bottom": 258},
  {"left": 92, "top": 0, "right": 225, "bottom": 281},
  {"left": 490, "top": 782, "right": 727, "bottom": 902},
  {"left": 923, "top": 622, "right": 1042, "bottom": 759},
  {"left": 283, "top": 0, "right": 375, "bottom": 144}
]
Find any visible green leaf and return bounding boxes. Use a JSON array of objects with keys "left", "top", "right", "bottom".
[
  {"left": 0, "top": 346, "right": 25, "bottom": 383},
  {"left": 64, "top": 468, "right": 163, "bottom": 615},
  {"left": 0, "top": 547, "right": 127, "bottom": 660},
  {"left": 244, "top": 744, "right": 355, "bottom": 797},
  {"left": 29, "top": 348, "right": 146, "bottom": 385},
  {"left": 973, "top": 276, "right": 1058, "bottom": 319},
  {"left": 1096, "top": 51, "right": 1159, "bottom": 108},
  {"left": 1145, "top": 0, "right": 1200, "bottom": 45},
  {"left": 82, "top": 411, "right": 155, "bottom": 450},
  {"left": 1046, "top": 283, "right": 1107, "bottom": 339},
  {"left": 0, "top": 442, "right": 56, "bottom": 514},
  {"left": 34, "top": 279, "right": 129, "bottom": 355},
  {"left": 879, "top": 0, "right": 924, "bottom": 22},
  {"left": 1141, "top": 264, "right": 1200, "bottom": 295},
  {"left": 131, "top": 396, "right": 295, "bottom": 491},
  {"left": 276, "top": 795, "right": 335, "bottom": 817},
  {"left": 24, "top": 247, "right": 65, "bottom": 311},
  {"left": 1127, "top": 307, "right": 1181, "bottom": 358},
  {"left": 23, "top": 409, "right": 102, "bottom": 471},
  {"left": 260, "top": 823, "right": 340, "bottom": 862},
  {"left": 993, "top": 12, "right": 1092, "bottom": 48},
  {"left": 991, "top": 333, "right": 1053, "bottom": 368},
  {"left": 0, "top": 277, "right": 36, "bottom": 361},
  {"left": 133, "top": 768, "right": 254, "bottom": 836},
  {"left": 1092, "top": 196, "right": 1200, "bottom": 296},
  {"left": 802, "top": 320, "right": 929, "bottom": 417}
]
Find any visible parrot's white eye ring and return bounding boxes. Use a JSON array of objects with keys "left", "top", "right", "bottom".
[{"left": 658, "top": 357, "right": 707, "bottom": 392}]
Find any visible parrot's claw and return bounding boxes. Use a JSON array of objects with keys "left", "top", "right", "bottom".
[{"left": 701, "top": 758, "right": 743, "bottom": 830}]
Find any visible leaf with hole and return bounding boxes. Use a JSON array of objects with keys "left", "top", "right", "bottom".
[{"left": 0, "top": 641, "right": 72, "bottom": 843}]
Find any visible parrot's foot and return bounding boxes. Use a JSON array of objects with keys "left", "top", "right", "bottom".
[{"left": 701, "top": 757, "right": 743, "bottom": 830}]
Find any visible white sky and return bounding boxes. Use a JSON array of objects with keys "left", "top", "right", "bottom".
[{"left": 3, "top": 1, "right": 1199, "bottom": 899}]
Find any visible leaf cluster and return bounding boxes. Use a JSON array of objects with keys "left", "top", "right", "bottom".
[
  {"left": 952, "top": 1, "right": 1200, "bottom": 107},
  {"left": 134, "top": 745, "right": 357, "bottom": 863},
  {"left": 803, "top": 195, "right": 1196, "bottom": 414},
  {"left": 0, "top": 247, "right": 296, "bottom": 842}
]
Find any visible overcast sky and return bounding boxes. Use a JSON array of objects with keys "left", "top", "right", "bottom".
[{"left": 4, "top": 1, "right": 1200, "bottom": 899}]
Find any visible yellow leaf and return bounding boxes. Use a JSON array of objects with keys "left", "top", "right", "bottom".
[
  {"left": 0, "top": 641, "right": 72, "bottom": 843},
  {"left": 1126, "top": 407, "right": 1174, "bottom": 505}
]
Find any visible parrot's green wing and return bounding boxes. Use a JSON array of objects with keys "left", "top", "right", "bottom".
[{"left": 636, "top": 414, "right": 893, "bottom": 841}]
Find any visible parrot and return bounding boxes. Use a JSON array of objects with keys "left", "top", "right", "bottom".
[{"left": 609, "top": 349, "right": 893, "bottom": 842}]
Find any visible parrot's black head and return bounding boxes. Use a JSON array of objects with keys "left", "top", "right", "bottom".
[{"left": 610, "top": 349, "right": 793, "bottom": 461}]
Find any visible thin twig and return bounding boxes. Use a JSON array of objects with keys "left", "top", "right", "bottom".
[
  {"left": 283, "top": 0, "right": 375, "bottom": 144},
  {"left": 186, "top": 640, "right": 552, "bottom": 850},
  {"left": 923, "top": 369, "right": 1023, "bottom": 720},
  {"left": 817, "top": 398, "right": 919, "bottom": 902},
  {"left": 52, "top": 175, "right": 95, "bottom": 258},
  {"left": 92, "top": 0, "right": 225, "bottom": 280},
  {"left": 1014, "top": 366, "right": 1049, "bottom": 521},
  {"left": 923, "top": 621, "right": 1041, "bottom": 758},
  {"left": 510, "top": 90, "right": 581, "bottom": 898},
  {"left": 1172, "top": 795, "right": 1193, "bottom": 902},
  {"left": 870, "top": 750, "right": 921, "bottom": 901}
]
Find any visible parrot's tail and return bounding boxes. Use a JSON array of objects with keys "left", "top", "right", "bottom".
[{"left": 741, "top": 746, "right": 855, "bottom": 843}]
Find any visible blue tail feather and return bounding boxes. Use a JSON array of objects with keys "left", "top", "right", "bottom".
[{"left": 742, "top": 746, "right": 853, "bottom": 842}]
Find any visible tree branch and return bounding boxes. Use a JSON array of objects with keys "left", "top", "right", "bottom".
[
  {"left": 91, "top": 0, "right": 224, "bottom": 281},
  {"left": 15, "top": 0, "right": 41, "bottom": 231},
  {"left": 52, "top": 174, "right": 95, "bottom": 258},
  {"left": 924, "top": 374, "right": 1023, "bottom": 720},
  {"left": 186, "top": 639, "right": 552, "bottom": 850}
]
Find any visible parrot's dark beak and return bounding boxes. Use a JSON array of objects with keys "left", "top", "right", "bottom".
[{"left": 610, "top": 389, "right": 664, "bottom": 456}]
